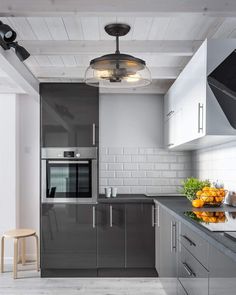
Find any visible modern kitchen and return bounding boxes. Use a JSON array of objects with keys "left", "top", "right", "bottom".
[{"left": 1, "top": 1, "right": 236, "bottom": 295}]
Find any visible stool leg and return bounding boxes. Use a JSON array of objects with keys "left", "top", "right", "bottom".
[
  {"left": 21, "top": 238, "right": 26, "bottom": 265},
  {"left": 13, "top": 238, "right": 18, "bottom": 279},
  {"left": 1, "top": 236, "right": 4, "bottom": 273},
  {"left": 34, "top": 234, "right": 39, "bottom": 271}
]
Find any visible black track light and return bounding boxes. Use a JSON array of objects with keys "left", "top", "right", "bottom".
[
  {"left": 0, "top": 21, "right": 16, "bottom": 43},
  {"left": 0, "top": 20, "right": 30, "bottom": 62},
  {"left": 11, "top": 42, "right": 30, "bottom": 61}
]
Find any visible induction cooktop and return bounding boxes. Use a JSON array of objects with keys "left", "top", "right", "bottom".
[{"left": 184, "top": 211, "right": 236, "bottom": 232}]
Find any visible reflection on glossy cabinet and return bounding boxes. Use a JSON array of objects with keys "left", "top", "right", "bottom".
[
  {"left": 41, "top": 204, "right": 97, "bottom": 269},
  {"left": 209, "top": 244, "right": 236, "bottom": 295},
  {"left": 97, "top": 204, "right": 125, "bottom": 268},
  {"left": 126, "top": 203, "right": 155, "bottom": 268},
  {"left": 41, "top": 83, "right": 99, "bottom": 147}
]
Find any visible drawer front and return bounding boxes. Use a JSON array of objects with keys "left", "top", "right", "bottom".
[
  {"left": 180, "top": 223, "right": 209, "bottom": 268},
  {"left": 178, "top": 243, "right": 209, "bottom": 295}
]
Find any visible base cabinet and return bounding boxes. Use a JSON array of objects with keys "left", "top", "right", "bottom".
[
  {"left": 41, "top": 204, "right": 97, "bottom": 269},
  {"left": 97, "top": 204, "right": 125, "bottom": 268},
  {"left": 126, "top": 204, "right": 155, "bottom": 268},
  {"left": 209, "top": 245, "right": 236, "bottom": 295}
]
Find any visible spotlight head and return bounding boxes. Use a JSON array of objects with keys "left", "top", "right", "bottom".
[
  {"left": 13, "top": 42, "right": 30, "bottom": 61},
  {"left": 0, "top": 21, "right": 16, "bottom": 43}
]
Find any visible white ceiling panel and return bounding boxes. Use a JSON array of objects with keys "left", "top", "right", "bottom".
[
  {"left": 44, "top": 17, "right": 68, "bottom": 40},
  {"left": 63, "top": 17, "right": 84, "bottom": 40},
  {"left": 24, "top": 56, "right": 39, "bottom": 67},
  {"left": 132, "top": 17, "right": 153, "bottom": 40},
  {"left": 213, "top": 18, "right": 236, "bottom": 38},
  {"left": 27, "top": 17, "right": 52, "bottom": 40},
  {"left": 148, "top": 17, "right": 171, "bottom": 40},
  {"left": 99, "top": 17, "right": 117, "bottom": 40},
  {"left": 116, "top": 17, "right": 135, "bottom": 40},
  {"left": 48, "top": 55, "right": 64, "bottom": 67},
  {"left": 6, "top": 17, "right": 36, "bottom": 40},
  {"left": 81, "top": 17, "right": 100, "bottom": 40},
  {"left": 34, "top": 55, "right": 51, "bottom": 66},
  {"left": 61, "top": 55, "right": 77, "bottom": 67}
]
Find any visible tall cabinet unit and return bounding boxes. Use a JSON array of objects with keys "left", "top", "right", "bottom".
[
  {"left": 40, "top": 83, "right": 99, "bottom": 148},
  {"left": 164, "top": 39, "right": 236, "bottom": 150}
]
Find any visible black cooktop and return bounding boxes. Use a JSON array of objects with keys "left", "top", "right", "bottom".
[{"left": 184, "top": 211, "right": 236, "bottom": 232}]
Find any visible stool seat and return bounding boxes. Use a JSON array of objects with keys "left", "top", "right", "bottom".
[
  {"left": 1, "top": 228, "right": 39, "bottom": 279},
  {"left": 4, "top": 229, "right": 36, "bottom": 239}
]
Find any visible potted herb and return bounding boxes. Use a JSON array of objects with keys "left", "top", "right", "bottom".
[{"left": 181, "top": 177, "right": 211, "bottom": 202}]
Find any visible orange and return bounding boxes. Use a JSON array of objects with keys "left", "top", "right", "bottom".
[{"left": 192, "top": 199, "right": 204, "bottom": 208}]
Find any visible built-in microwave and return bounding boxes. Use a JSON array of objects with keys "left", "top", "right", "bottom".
[{"left": 41, "top": 147, "right": 97, "bottom": 203}]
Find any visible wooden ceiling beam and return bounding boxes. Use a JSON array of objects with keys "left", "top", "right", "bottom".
[{"left": 1, "top": 0, "right": 236, "bottom": 16}]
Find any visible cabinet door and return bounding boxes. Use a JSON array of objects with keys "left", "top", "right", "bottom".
[
  {"left": 209, "top": 244, "right": 236, "bottom": 295},
  {"left": 41, "top": 83, "right": 99, "bottom": 147},
  {"left": 97, "top": 204, "right": 125, "bottom": 268},
  {"left": 41, "top": 204, "right": 97, "bottom": 269},
  {"left": 159, "top": 206, "right": 178, "bottom": 277},
  {"left": 126, "top": 203, "right": 155, "bottom": 268},
  {"left": 164, "top": 108, "right": 183, "bottom": 148},
  {"left": 155, "top": 202, "right": 161, "bottom": 274}
]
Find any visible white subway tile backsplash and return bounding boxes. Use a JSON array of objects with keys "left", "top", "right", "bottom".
[
  {"left": 108, "top": 178, "right": 123, "bottom": 186},
  {"left": 100, "top": 147, "right": 192, "bottom": 195},
  {"left": 108, "top": 163, "right": 123, "bottom": 171},
  {"left": 131, "top": 171, "right": 146, "bottom": 178},
  {"left": 116, "top": 155, "right": 132, "bottom": 163},
  {"left": 124, "top": 163, "right": 139, "bottom": 170},
  {"left": 116, "top": 171, "right": 131, "bottom": 178},
  {"left": 108, "top": 147, "right": 124, "bottom": 155},
  {"left": 124, "top": 147, "right": 139, "bottom": 155}
]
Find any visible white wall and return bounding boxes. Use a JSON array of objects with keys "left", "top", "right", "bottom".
[
  {"left": 99, "top": 93, "right": 192, "bottom": 194},
  {"left": 0, "top": 94, "right": 18, "bottom": 260},
  {"left": 193, "top": 140, "right": 236, "bottom": 191},
  {"left": 100, "top": 94, "right": 164, "bottom": 147},
  {"left": 17, "top": 94, "right": 40, "bottom": 259}
]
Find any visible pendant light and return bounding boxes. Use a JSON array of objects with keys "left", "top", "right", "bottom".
[{"left": 84, "top": 23, "right": 151, "bottom": 88}]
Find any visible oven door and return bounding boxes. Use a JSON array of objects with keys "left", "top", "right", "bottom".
[{"left": 41, "top": 159, "right": 97, "bottom": 203}]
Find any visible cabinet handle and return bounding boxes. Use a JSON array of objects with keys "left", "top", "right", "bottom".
[
  {"left": 181, "top": 234, "right": 196, "bottom": 247},
  {"left": 157, "top": 205, "right": 160, "bottom": 227},
  {"left": 167, "top": 143, "right": 174, "bottom": 147},
  {"left": 171, "top": 221, "right": 177, "bottom": 252},
  {"left": 182, "top": 262, "right": 196, "bottom": 277},
  {"left": 92, "top": 206, "right": 96, "bottom": 228},
  {"left": 110, "top": 205, "right": 113, "bottom": 228},
  {"left": 92, "top": 123, "right": 96, "bottom": 145},
  {"left": 198, "top": 103, "right": 204, "bottom": 133},
  {"left": 152, "top": 205, "right": 155, "bottom": 227}
]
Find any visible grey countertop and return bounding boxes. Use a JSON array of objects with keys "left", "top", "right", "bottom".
[
  {"left": 153, "top": 196, "right": 236, "bottom": 263},
  {"left": 98, "top": 194, "right": 153, "bottom": 203}
]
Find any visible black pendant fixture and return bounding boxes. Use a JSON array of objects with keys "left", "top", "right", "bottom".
[{"left": 84, "top": 23, "right": 151, "bottom": 88}]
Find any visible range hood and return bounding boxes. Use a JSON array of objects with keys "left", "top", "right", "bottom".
[{"left": 208, "top": 50, "right": 236, "bottom": 129}]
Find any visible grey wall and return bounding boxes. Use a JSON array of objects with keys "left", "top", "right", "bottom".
[{"left": 99, "top": 93, "right": 164, "bottom": 147}]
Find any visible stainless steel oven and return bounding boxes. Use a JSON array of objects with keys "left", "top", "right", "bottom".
[{"left": 41, "top": 147, "right": 97, "bottom": 203}]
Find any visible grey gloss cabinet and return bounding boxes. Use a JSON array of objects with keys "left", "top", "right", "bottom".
[
  {"left": 41, "top": 204, "right": 97, "bottom": 269},
  {"left": 126, "top": 203, "right": 155, "bottom": 268},
  {"left": 209, "top": 245, "right": 236, "bottom": 295},
  {"left": 40, "top": 83, "right": 99, "bottom": 147},
  {"left": 158, "top": 205, "right": 178, "bottom": 277},
  {"left": 97, "top": 204, "right": 125, "bottom": 268}
]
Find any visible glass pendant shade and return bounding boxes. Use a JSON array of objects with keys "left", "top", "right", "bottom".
[{"left": 84, "top": 24, "right": 152, "bottom": 88}]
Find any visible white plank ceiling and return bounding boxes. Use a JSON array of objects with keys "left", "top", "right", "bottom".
[{"left": 1, "top": 9, "right": 236, "bottom": 93}]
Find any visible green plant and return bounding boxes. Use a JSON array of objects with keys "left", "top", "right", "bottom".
[{"left": 181, "top": 177, "right": 211, "bottom": 201}]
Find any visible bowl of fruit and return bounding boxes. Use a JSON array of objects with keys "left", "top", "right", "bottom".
[
  {"left": 192, "top": 211, "right": 226, "bottom": 223},
  {"left": 196, "top": 186, "right": 227, "bottom": 207}
]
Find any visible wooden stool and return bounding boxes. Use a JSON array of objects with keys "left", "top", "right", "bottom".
[{"left": 0, "top": 229, "right": 39, "bottom": 279}]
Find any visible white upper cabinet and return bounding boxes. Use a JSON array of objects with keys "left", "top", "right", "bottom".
[{"left": 164, "top": 39, "right": 236, "bottom": 150}]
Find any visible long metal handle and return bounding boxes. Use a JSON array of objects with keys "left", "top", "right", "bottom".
[
  {"left": 166, "top": 110, "right": 174, "bottom": 117},
  {"left": 181, "top": 234, "right": 196, "bottom": 247},
  {"left": 167, "top": 143, "right": 174, "bottom": 147},
  {"left": 182, "top": 262, "right": 196, "bottom": 277},
  {"left": 92, "top": 123, "right": 96, "bottom": 145},
  {"left": 152, "top": 205, "right": 155, "bottom": 227},
  {"left": 198, "top": 103, "right": 204, "bottom": 133},
  {"left": 157, "top": 205, "right": 160, "bottom": 227},
  {"left": 171, "top": 221, "right": 173, "bottom": 252},
  {"left": 48, "top": 160, "right": 89, "bottom": 164},
  {"left": 172, "top": 222, "right": 177, "bottom": 252},
  {"left": 110, "top": 205, "right": 113, "bottom": 227},
  {"left": 171, "top": 221, "right": 177, "bottom": 252},
  {"left": 92, "top": 206, "right": 96, "bottom": 228}
]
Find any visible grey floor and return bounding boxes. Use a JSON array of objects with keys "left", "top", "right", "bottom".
[{"left": 0, "top": 263, "right": 170, "bottom": 295}]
